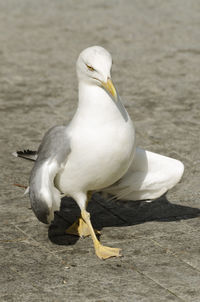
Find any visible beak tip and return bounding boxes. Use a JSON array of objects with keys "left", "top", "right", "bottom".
[{"left": 102, "top": 78, "right": 117, "bottom": 101}]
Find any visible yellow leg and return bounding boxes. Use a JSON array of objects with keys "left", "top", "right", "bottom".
[
  {"left": 66, "top": 217, "right": 100, "bottom": 238},
  {"left": 66, "top": 192, "right": 100, "bottom": 238},
  {"left": 81, "top": 209, "right": 121, "bottom": 260}
]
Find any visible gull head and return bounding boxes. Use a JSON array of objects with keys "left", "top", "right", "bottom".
[{"left": 76, "top": 46, "right": 117, "bottom": 100}]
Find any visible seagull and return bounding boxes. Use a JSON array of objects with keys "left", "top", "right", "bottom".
[
  {"left": 15, "top": 46, "right": 136, "bottom": 259},
  {"left": 13, "top": 46, "right": 184, "bottom": 259}
]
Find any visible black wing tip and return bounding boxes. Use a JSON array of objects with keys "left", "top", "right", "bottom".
[
  {"left": 16, "top": 149, "right": 37, "bottom": 156},
  {"left": 12, "top": 149, "right": 37, "bottom": 161}
]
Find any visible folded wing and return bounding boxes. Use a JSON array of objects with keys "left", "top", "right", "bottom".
[{"left": 29, "top": 126, "right": 71, "bottom": 224}]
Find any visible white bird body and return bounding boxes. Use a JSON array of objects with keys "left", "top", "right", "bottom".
[{"left": 55, "top": 82, "right": 135, "bottom": 202}]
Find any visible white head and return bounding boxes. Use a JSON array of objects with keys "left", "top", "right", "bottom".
[{"left": 76, "top": 46, "right": 117, "bottom": 100}]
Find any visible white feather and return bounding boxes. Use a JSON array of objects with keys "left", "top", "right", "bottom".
[{"left": 102, "top": 147, "right": 184, "bottom": 201}]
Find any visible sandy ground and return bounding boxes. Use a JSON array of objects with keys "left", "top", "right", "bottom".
[{"left": 1, "top": 0, "right": 200, "bottom": 301}]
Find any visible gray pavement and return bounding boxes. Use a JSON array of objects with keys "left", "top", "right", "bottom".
[{"left": 1, "top": 0, "right": 200, "bottom": 301}]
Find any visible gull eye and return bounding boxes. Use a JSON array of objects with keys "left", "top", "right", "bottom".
[{"left": 86, "top": 64, "right": 95, "bottom": 72}]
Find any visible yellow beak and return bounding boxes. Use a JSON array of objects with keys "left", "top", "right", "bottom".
[{"left": 101, "top": 78, "right": 117, "bottom": 101}]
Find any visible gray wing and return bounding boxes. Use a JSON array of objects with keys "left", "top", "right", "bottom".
[{"left": 29, "top": 125, "right": 71, "bottom": 224}]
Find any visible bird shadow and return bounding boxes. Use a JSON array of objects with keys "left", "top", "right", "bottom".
[{"left": 48, "top": 193, "right": 200, "bottom": 246}]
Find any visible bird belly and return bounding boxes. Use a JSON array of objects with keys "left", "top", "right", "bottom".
[{"left": 56, "top": 119, "right": 135, "bottom": 194}]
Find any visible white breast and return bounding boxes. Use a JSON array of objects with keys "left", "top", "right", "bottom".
[{"left": 56, "top": 83, "right": 135, "bottom": 195}]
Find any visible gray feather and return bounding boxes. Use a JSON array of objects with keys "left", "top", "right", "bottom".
[{"left": 29, "top": 125, "right": 71, "bottom": 224}]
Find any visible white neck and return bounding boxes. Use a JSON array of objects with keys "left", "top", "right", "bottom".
[{"left": 71, "top": 81, "right": 129, "bottom": 126}]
